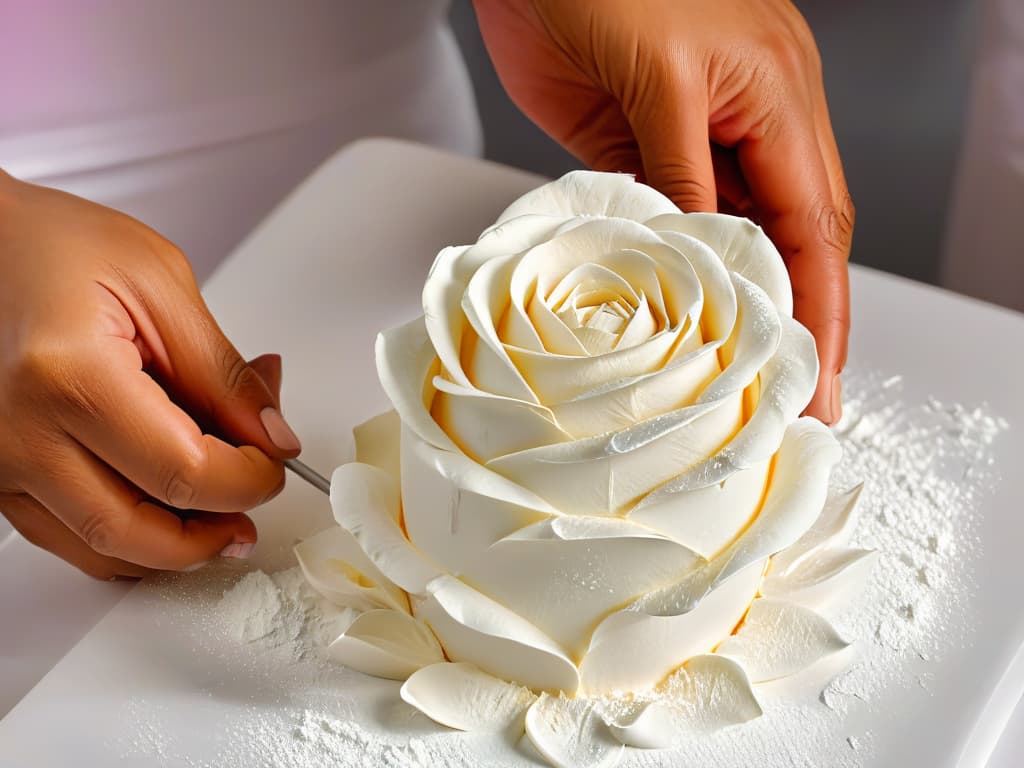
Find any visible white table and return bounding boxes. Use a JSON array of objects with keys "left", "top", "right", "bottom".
[{"left": 1, "top": 139, "right": 1022, "bottom": 766}]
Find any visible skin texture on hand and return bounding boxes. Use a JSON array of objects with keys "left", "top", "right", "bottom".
[
  {"left": 473, "top": 0, "right": 854, "bottom": 423},
  {"left": 0, "top": 171, "right": 301, "bottom": 579}
]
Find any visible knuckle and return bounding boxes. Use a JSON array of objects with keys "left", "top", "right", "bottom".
[
  {"left": 80, "top": 509, "right": 127, "bottom": 557},
  {"left": 811, "top": 200, "right": 853, "bottom": 256},
  {"left": 163, "top": 441, "right": 207, "bottom": 509},
  {"left": 654, "top": 164, "right": 714, "bottom": 211},
  {"left": 219, "top": 344, "right": 260, "bottom": 400}
]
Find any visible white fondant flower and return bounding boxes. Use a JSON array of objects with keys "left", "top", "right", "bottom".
[{"left": 298, "top": 172, "right": 870, "bottom": 767}]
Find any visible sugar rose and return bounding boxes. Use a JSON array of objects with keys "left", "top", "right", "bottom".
[{"left": 297, "top": 172, "right": 870, "bottom": 762}]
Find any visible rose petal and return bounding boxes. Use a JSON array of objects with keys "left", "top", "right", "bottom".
[
  {"left": 459, "top": 516, "right": 702, "bottom": 659},
  {"left": 400, "top": 662, "right": 537, "bottom": 732},
  {"left": 486, "top": 394, "right": 741, "bottom": 516},
  {"left": 646, "top": 211, "right": 793, "bottom": 316},
  {"left": 627, "top": 460, "right": 771, "bottom": 559},
  {"left": 416, "top": 574, "right": 580, "bottom": 694},
  {"left": 716, "top": 599, "right": 849, "bottom": 682},
  {"left": 353, "top": 409, "right": 401, "bottom": 483},
  {"left": 578, "top": 562, "right": 763, "bottom": 694},
  {"left": 769, "top": 483, "right": 865, "bottom": 576},
  {"left": 328, "top": 608, "right": 445, "bottom": 681},
  {"left": 423, "top": 216, "right": 563, "bottom": 389},
  {"left": 294, "top": 526, "right": 408, "bottom": 613},
  {"left": 495, "top": 170, "right": 678, "bottom": 225},
  {"left": 330, "top": 462, "right": 442, "bottom": 595},
  {"left": 431, "top": 376, "right": 572, "bottom": 461},
  {"left": 400, "top": 426, "right": 556, "bottom": 576},
  {"left": 654, "top": 230, "right": 737, "bottom": 346},
  {"left": 525, "top": 693, "right": 624, "bottom": 768},
  {"left": 761, "top": 548, "right": 876, "bottom": 612},
  {"left": 601, "top": 655, "right": 762, "bottom": 748},
  {"left": 376, "top": 317, "right": 458, "bottom": 452}
]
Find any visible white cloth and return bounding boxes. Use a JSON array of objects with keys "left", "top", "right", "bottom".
[
  {"left": 943, "top": 0, "right": 1024, "bottom": 311},
  {"left": 0, "top": 0, "right": 482, "bottom": 281}
]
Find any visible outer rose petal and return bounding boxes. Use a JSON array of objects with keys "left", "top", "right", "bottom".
[
  {"left": 525, "top": 693, "right": 624, "bottom": 768},
  {"left": 400, "top": 426, "right": 555, "bottom": 576},
  {"left": 494, "top": 170, "right": 679, "bottom": 225},
  {"left": 330, "top": 463, "right": 442, "bottom": 595},
  {"left": 376, "top": 318, "right": 458, "bottom": 452},
  {"left": 294, "top": 526, "right": 408, "bottom": 613},
  {"left": 415, "top": 574, "right": 580, "bottom": 694},
  {"left": 328, "top": 608, "right": 445, "bottom": 680},
  {"left": 601, "top": 655, "right": 762, "bottom": 749},
  {"left": 716, "top": 599, "right": 849, "bottom": 682},
  {"left": 646, "top": 212, "right": 794, "bottom": 316},
  {"left": 578, "top": 562, "right": 764, "bottom": 694},
  {"left": 353, "top": 409, "right": 401, "bottom": 482},
  {"left": 400, "top": 662, "right": 537, "bottom": 733},
  {"left": 456, "top": 516, "right": 702, "bottom": 659}
]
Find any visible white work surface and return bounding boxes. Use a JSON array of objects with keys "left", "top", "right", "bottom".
[{"left": 1, "top": 139, "right": 1022, "bottom": 766}]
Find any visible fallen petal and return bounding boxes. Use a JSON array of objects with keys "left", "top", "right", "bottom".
[
  {"left": 525, "top": 693, "right": 624, "bottom": 768},
  {"left": 400, "top": 662, "right": 536, "bottom": 732},
  {"left": 328, "top": 608, "right": 445, "bottom": 681}
]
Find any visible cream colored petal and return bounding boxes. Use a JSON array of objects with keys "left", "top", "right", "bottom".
[
  {"left": 769, "top": 483, "right": 864, "bottom": 576},
  {"left": 627, "top": 460, "right": 771, "bottom": 559},
  {"left": 654, "top": 230, "right": 737, "bottom": 345},
  {"left": 487, "top": 393, "right": 741, "bottom": 516},
  {"left": 646, "top": 211, "right": 793, "bottom": 316},
  {"left": 458, "top": 517, "right": 702, "bottom": 659},
  {"left": 462, "top": 251, "right": 539, "bottom": 401},
  {"left": 353, "top": 409, "right": 401, "bottom": 483},
  {"left": 578, "top": 562, "right": 763, "bottom": 694},
  {"left": 294, "top": 526, "right": 408, "bottom": 613},
  {"left": 375, "top": 317, "right": 457, "bottom": 452},
  {"left": 423, "top": 216, "right": 562, "bottom": 388},
  {"left": 636, "top": 312, "right": 818, "bottom": 505},
  {"left": 528, "top": 288, "right": 589, "bottom": 356},
  {"left": 330, "top": 463, "right": 441, "bottom": 595},
  {"left": 416, "top": 575, "right": 580, "bottom": 694},
  {"left": 431, "top": 376, "right": 571, "bottom": 462},
  {"left": 400, "top": 426, "right": 555, "bottom": 576},
  {"left": 525, "top": 693, "right": 624, "bottom": 768},
  {"left": 614, "top": 293, "right": 657, "bottom": 350},
  {"left": 761, "top": 548, "right": 876, "bottom": 612},
  {"left": 633, "top": 418, "right": 840, "bottom": 621},
  {"left": 548, "top": 341, "right": 721, "bottom": 439},
  {"left": 495, "top": 170, "right": 678, "bottom": 224},
  {"left": 328, "top": 608, "right": 445, "bottom": 681},
  {"left": 716, "top": 599, "right": 849, "bottom": 682},
  {"left": 601, "top": 655, "right": 762, "bottom": 749},
  {"left": 400, "top": 662, "right": 537, "bottom": 733}
]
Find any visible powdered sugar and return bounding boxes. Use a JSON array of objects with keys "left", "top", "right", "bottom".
[{"left": 115, "top": 368, "right": 1008, "bottom": 767}]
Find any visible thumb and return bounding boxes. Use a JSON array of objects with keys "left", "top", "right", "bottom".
[
  {"left": 248, "top": 353, "right": 283, "bottom": 406},
  {"left": 628, "top": 82, "right": 717, "bottom": 212},
  {"left": 121, "top": 265, "right": 302, "bottom": 459}
]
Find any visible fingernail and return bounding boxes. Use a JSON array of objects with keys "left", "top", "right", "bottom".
[
  {"left": 830, "top": 375, "right": 843, "bottom": 423},
  {"left": 182, "top": 560, "right": 210, "bottom": 573},
  {"left": 260, "top": 407, "right": 301, "bottom": 452},
  {"left": 220, "top": 541, "right": 255, "bottom": 559}
]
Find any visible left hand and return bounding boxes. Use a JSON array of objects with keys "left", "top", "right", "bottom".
[{"left": 473, "top": 0, "right": 853, "bottom": 424}]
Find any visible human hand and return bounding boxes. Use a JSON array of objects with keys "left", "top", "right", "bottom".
[
  {"left": 0, "top": 172, "right": 300, "bottom": 579},
  {"left": 474, "top": 0, "right": 853, "bottom": 423}
]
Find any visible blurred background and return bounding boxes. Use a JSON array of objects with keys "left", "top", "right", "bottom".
[{"left": 450, "top": 0, "right": 979, "bottom": 291}]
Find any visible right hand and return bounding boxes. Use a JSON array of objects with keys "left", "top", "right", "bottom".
[{"left": 0, "top": 171, "right": 301, "bottom": 579}]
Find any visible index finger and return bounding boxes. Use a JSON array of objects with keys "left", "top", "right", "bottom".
[
  {"left": 738, "top": 110, "right": 852, "bottom": 424},
  {"left": 60, "top": 337, "right": 284, "bottom": 513}
]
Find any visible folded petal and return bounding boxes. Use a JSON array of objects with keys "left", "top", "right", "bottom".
[
  {"left": 761, "top": 548, "right": 876, "bottom": 612},
  {"left": 328, "top": 608, "right": 445, "bottom": 681},
  {"left": 495, "top": 170, "right": 678, "bottom": 224},
  {"left": 716, "top": 599, "right": 849, "bottom": 682},
  {"left": 330, "top": 462, "right": 442, "bottom": 595},
  {"left": 578, "top": 562, "right": 763, "bottom": 694},
  {"left": 415, "top": 574, "right": 579, "bottom": 694},
  {"left": 525, "top": 693, "right": 624, "bottom": 768},
  {"left": 769, "top": 483, "right": 865, "bottom": 576},
  {"left": 601, "top": 655, "right": 762, "bottom": 749},
  {"left": 646, "top": 211, "right": 793, "bottom": 316},
  {"left": 400, "top": 427, "right": 555, "bottom": 576},
  {"left": 376, "top": 317, "right": 457, "bottom": 452},
  {"left": 400, "top": 662, "right": 537, "bottom": 733},
  {"left": 459, "top": 516, "right": 702, "bottom": 659},
  {"left": 353, "top": 409, "right": 401, "bottom": 483},
  {"left": 294, "top": 526, "right": 408, "bottom": 613}
]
